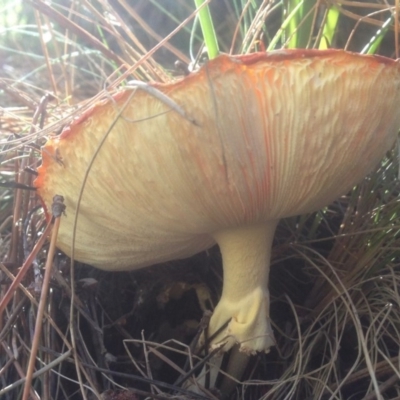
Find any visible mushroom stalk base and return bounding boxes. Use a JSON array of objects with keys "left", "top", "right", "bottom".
[{"left": 206, "top": 221, "right": 278, "bottom": 354}]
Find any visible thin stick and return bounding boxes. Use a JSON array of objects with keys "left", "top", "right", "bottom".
[
  {"left": 0, "top": 220, "right": 53, "bottom": 319},
  {"left": 125, "top": 80, "right": 198, "bottom": 125},
  {"left": 0, "top": 350, "right": 72, "bottom": 397},
  {"left": 22, "top": 196, "right": 65, "bottom": 400}
]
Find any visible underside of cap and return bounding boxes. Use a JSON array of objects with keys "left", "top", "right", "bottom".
[{"left": 35, "top": 50, "right": 400, "bottom": 270}]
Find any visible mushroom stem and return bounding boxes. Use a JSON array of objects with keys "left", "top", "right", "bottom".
[{"left": 207, "top": 220, "right": 278, "bottom": 354}]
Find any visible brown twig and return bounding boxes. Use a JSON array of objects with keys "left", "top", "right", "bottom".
[
  {"left": 0, "top": 220, "right": 53, "bottom": 321},
  {"left": 22, "top": 196, "right": 65, "bottom": 400}
]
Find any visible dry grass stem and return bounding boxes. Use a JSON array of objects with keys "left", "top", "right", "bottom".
[{"left": 1, "top": 1, "right": 400, "bottom": 399}]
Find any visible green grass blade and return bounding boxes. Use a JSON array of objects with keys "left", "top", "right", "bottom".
[
  {"left": 286, "top": 0, "right": 301, "bottom": 48},
  {"left": 361, "top": 15, "right": 393, "bottom": 55},
  {"left": 319, "top": 5, "right": 340, "bottom": 49},
  {"left": 285, "top": 0, "right": 316, "bottom": 49},
  {"left": 194, "top": 0, "right": 219, "bottom": 59},
  {"left": 268, "top": 1, "right": 303, "bottom": 50},
  {"left": 148, "top": 0, "right": 195, "bottom": 36}
]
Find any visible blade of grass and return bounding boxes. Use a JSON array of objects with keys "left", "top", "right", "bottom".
[
  {"left": 26, "top": 0, "right": 128, "bottom": 68},
  {"left": 112, "top": 0, "right": 190, "bottom": 66},
  {"left": 148, "top": 0, "right": 198, "bottom": 38},
  {"left": 285, "top": 0, "right": 316, "bottom": 49},
  {"left": 267, "top": 1, "right": 303, "bottom": 50},
  {"left": 194, "top": 0, "right": 219, "bottom": 59},
  {"left": 286, "top": 0, "right": 301, "bottom": 48},
  {"left": 319, "top": 5, "right": 341, "bottom": 49},
  {"left": 361, "top": 15, "right": 393, "bottom": 55}
]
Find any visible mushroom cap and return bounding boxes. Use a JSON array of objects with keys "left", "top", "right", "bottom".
[{"left": 35, "top": 50, "right": 400, "bottom": 270}]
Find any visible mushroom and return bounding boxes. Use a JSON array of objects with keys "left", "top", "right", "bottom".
[{"left": 35, "top": 50, "right": 400, "bottom": 355}]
